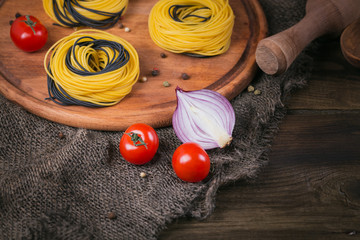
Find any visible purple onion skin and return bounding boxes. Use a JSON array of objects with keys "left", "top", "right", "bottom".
[{"left": 172, "top": 87, "right": 235, "bottom": 150}]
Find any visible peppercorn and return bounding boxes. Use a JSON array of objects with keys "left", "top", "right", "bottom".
[
  {"left": 58, "top": 132, "right": 64, "bottom": 139},
  {"left": 181, "top": 73, "right": 190, "bottom": 80},
  {"left": 15, "top": 13, "right": 21, "bottom": 18},
  {"left": 140, "top": 172, "right": 147, "bottom": 178},
  {"left": 9, "top": 20, "right": 13, "bottom": 25},
  {"left": 124, "top": 27, "right": 131, "bottom": 32},
  {"left": 118, "top": 22, "right": 124, "bottom": 29},
  {"left": 107, "top": 212, "right": 117, "bottom": 220},
  {"left": 163, "top": 81, "right": 170, "bottom": 87},
  {"left": 151, "top": 68, "right": 159, "bottom": 76},
  {"left": 160, "top": 53, "right": 167, "bottom": 58}
]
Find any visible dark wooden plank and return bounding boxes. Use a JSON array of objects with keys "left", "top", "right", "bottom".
[
  {"left": 159, "top": 113, "right": 360, "bottom": 240},
  {"left": 159, "top": 39, "right": 360, "bottom": 239},
  {"left": 288, "top": 40, "right": 360, "bottom": 110}
]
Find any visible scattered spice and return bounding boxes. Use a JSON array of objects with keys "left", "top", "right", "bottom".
[
  {"left": 163, "top": 81, "right": 170, "bottom": 87},
  {"left": 118, "top": 22, "right": 124, "bottom": 29},
  {"left": 58, "top": 132, "right": 64, "bottom": 139},
  {"left": 181, "top": 73, "right": 190, "bottom": 80},
  {"left": 160, "top": 53, "right": 167, "bottom": 58},
  {"left": 15, "top": 13, "right": 21, "bottom": 18},
  {"left": 247, "top": 85, "right": 255, "bottom": 92},
  {"left": 140, "top": 172, "right": 147, "bottom": 178},
  {"left": 140, "top": 76, "right": 148, "bottom": 82},
  {"left": 247, "top": 85, "right": 262, "bottom": 95},
  {"left": 124, "top": 27, "right": 131, "bottom": 32},
  {"left": 254, "top": 89, "right": 261, "bottom": 95},
  {"left": 151, "top": 68, "right": 159, "bottom": 76},
  {"left": 107, "top": 212, "right": 117, "bottom": 220}
]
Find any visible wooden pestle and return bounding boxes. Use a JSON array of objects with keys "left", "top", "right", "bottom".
[{"left": 255, "top": 0, "right": 360, "bottom": 75}]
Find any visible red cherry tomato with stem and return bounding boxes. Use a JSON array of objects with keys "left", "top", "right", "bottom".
[
  {"left": 119, "top": 123, "right": 159, "bottom": 165},
  {"left": 172, "top": 142, "right": 210, "bottom": 182},
  {"left": 10, "top": 15, "right": 48, "bottom": 52}
]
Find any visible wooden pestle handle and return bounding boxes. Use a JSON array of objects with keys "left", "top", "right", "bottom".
[{"left": 255, "top": 0, "right": 360, "bottom": 75}]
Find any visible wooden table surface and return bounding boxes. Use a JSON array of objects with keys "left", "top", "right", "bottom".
[{"left": 159, "top": 39, "right": 360, "bottom": 239}]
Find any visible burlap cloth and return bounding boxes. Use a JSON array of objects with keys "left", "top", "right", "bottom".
[{"left": 0, "top": 0, "right": 315, "bottom": 239}]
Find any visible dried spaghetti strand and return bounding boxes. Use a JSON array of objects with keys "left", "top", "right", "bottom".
[
  {"left": 44, "top": 29, "right": 140, "bottom": 107},
  {"left": 148, "top": 0, "right": 235, "bottom": 57},
  {"left": 42, "top": 0, "right": 128, "bottom": 29}
]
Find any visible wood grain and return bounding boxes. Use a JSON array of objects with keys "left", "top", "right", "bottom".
[
  {"left": 159, "top": 36, "right": 360, "bottom": 239},
  {"left": 159, "top": 114, "right": 360, "bottom": 240},
  {"left": 288, "top": 40, "right": 360, "bottom": 110},
  {"left": 0, "top": 0, "right": 267, "bottom": 131}
]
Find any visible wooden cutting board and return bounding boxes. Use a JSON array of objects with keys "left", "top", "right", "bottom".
[{"left": 0, "top": 0, "right": 267, "bottom": 131}]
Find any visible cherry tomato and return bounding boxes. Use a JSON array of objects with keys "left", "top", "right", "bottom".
[
  {"left": 10, "top": 15, "right": 48, "bottom": 52},
  {"left": 172, "top": 142, "right": 210, "bottom": 182},
  {"left": 119, "top": 123, "right": 159, "bottom": 165}
]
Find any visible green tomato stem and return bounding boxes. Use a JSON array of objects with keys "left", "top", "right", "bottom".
[
  {"left": 21, "top": 15, "right": 37, "bottom": 35},
  {"left": 125, "top": 132, "right": 148, "bottom": 149}
]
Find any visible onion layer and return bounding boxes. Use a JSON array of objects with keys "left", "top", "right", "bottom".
[{"left": 172, "top": 87, "right": 235, "bottom": 150}]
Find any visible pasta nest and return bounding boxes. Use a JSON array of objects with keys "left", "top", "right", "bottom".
[
  {"left": 148, "top": 0, "right": 235, "bottom": 56},
  {"left": 42, "top": 0, "right": 128, "bottom": 28},
  {"left": 44, "top": 29, "right": 140, "bottom": 107}
]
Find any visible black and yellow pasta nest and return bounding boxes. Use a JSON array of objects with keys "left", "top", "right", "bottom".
[
  {"left": 148, "top": 0, "right": 235, "bottom": 57},
  {"left": 42, "top": 0, "right": 128, "bottom": 29},
  {"left": 44, "top": 29, "right": 140, "bottom": 107}
]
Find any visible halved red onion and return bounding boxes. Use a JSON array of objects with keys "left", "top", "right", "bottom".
[{"left": 172, "top": 87, "right": 235, "bottom": 150}]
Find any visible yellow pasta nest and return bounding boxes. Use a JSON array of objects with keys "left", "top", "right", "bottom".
[
  {"left": 42, "top": 0, "right": 128, "bottom": 28},
  {"left": 44, "top": 29, "right": 140, "bottom": 107},
  {"left": 148, "top": 0, "right": 235, "bottom": 56}
]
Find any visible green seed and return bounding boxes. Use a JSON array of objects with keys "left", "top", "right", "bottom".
[
  {"left": 247, "top": 85, "right": 255, "bottom": 92},
  {"left": 254, "top": 89, "right": 261, "bottom": 95}
]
